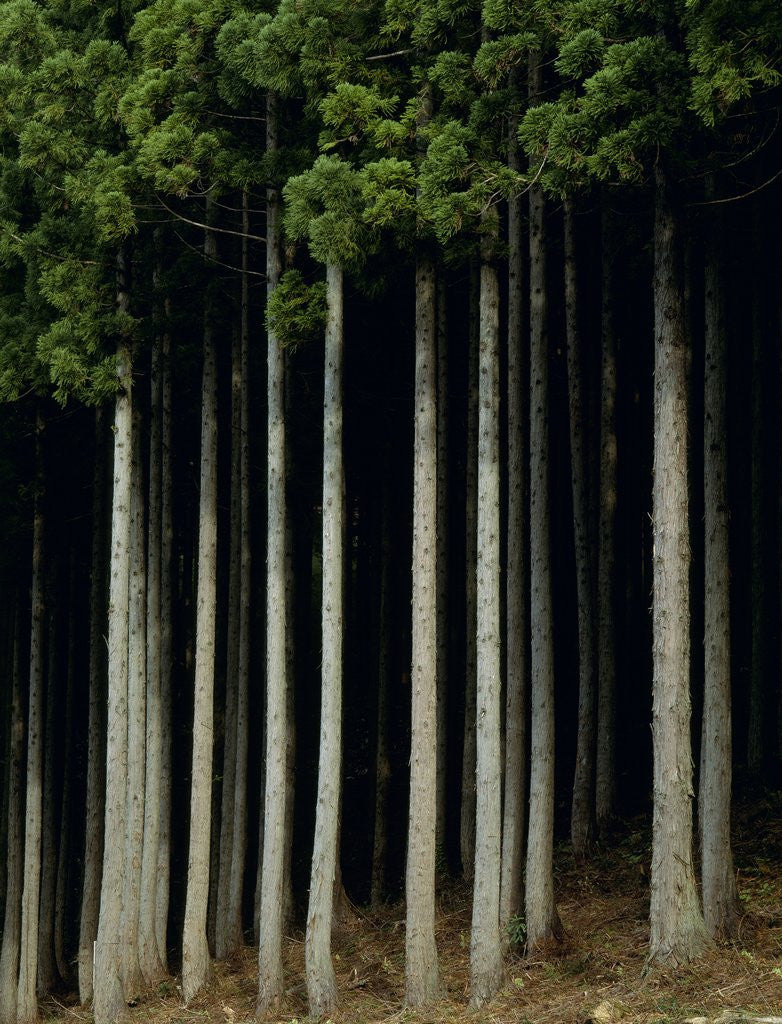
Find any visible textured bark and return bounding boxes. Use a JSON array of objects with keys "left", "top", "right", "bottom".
[
  {"left": 156, "top": 326, "right": 174, "bottom": 971},
  {"left": 17, "top": 411, "right": 45, "bottom": 1024},
  {"left": 257, "top": 90, "right": 288, "bottom": 1016},
  {"left": 525, "top": 50, "right": 560, "bottom": 953},
  {"left": 305, "top": 262, "right": 344, "bottom": 1019},
  {"left": 37, "top": 605, "right": 58, "bottom": 997},
  {"left": 0, "top": 605, "right": 24, "bottom": 1023},
  {"left": 78, "top": 405, "right": 107, "bottom": 1004},
  {"left": 140, "top": 333, "right": 165, "bottom": 985},
  {"left": 596, "top": 202, "right": 617, "bottom": 837},
  {"left": 227, "top": 190, "right": 252, "bottom": 955},
  {"left": 54, "top": 559, "right": 76, "bottom": 987},
  {"left": 647, "top": 163, "right": 711, "bottom": 969},
  {"left": 460, "top": 264, "right": 479, "bottom": 880},
  {"left": 501, "top": 97, "right": 527, "bottom": 932},
  {"left": 700, "top": 177, "right": 740, "bottom": 940},
  {"left": 405, "top": 254, "right": 442, "bottom": 1006},
  {"left": 122, "top": 400, "right": 146, "bottom": 1001},
  {"left": 435, "top": 275, "right": 449, "bottom": 855},
  {"left": 94, "top": 326, "right": 132, "bottom": 1024},
  {"left": 470, "top": 236, "right": 504, "bottom": 1006},
  {"left": 371, "top": 480, "right": 391, "bottom": 907},
  {"left": 564, "top": 199, "right": 597, "bottom": 858},
  {"left": 181, "top": 216, "right": 219, "bottom": 1004},
  {"left": 215, "top": 322, "right": 242, "bottom": 961}
]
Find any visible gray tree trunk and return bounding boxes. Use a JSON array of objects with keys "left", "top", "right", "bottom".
[
  {"left": 121, "top": 400, "right": 146, "bottom": 1001},
  {"left": 435, "top": 275, "right": 449, "bottom": 855},
  {"left": 405, "top": 254, "right": 442, "bottom": 1006},
  {"left": 216, "top": 322, "right": 242, "bottom": 961},
  {"left": 257, "top": 90, "right": 289, "bottom": 1016},
  {"left": 37, "top": 605, "right": 58, "bottom": 997},
  {"left": 501, "top": 95, "right": 526, "bottom": 933},
  {"left": 181, "top": 215, "right": 219, "bottom": 1004},
  {"left": 94, "top": 326, "right": 132, "bottom": 1024},
  {"left": 156, "top": 325, "right": 174, "bottom": 971},
  {"left": 140, "top": 333, "right": 165, "bottom": 985},
  {"left": 525, "top": 50, "right": 560, "bottom": 954},
  {"left": 647, "top": 162, "right": 711, "bottom": 969},
  {"left": 0, "top": 605, "right": 24, "bottom": 1022},
  {"left": 700, "top": 175, "right": 740, "bottom": 941},
  {"left": 470, "top": 233, "right": 504, "bottom": 1006},
  {"left": 54, "top": 559, "right": 76, "bottom": 987},
  {"left": 305, "top": 262, "right": 344, "bottom": 1019},
  {"left": 227, "top": 190, "right": 252, "bottom": 955},
  {"left": 460, "top": 264, "right": 479, "bottom": 879},
  {"left": 564, "top": 199, "right": 597, "bottom": 859},
  {"left": 78, "top": 405, "right": 107, "bottom": 1004},
  {"left": 596, "top": 201, "right": 617, "bottom": 837},
  {"left": 17, "top": 410, "right": 45, "bottom": 1024}
]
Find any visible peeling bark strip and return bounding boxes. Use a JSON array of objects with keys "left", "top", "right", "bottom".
[
  {"left": 405, "top": 253, "right": 441, "bottom": 1006},
  {"left": 647, "top": 163, "right": 711, "bottom": 968},
  {"left": 305, "top": 262, "right": 344, "bottom": 1019}
]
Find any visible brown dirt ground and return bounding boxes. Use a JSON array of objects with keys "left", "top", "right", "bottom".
[{"left": 46, "top": 794, "right": 782, "bottom": 1024}]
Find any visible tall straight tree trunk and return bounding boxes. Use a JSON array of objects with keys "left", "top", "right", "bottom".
[
  {"left": 37, "top": 604, "right": 58, "bottom": 997},
  {"left": 748, "top": 214, "right": 765, "bottom": 773},
  {"left": 470, "top": 227, "right": 504, "bottom": 1006},
  {"left": 306, "top": 262, "right": 344, "bottom": 1019},
  {"left": 647, "top": 162, "right": 711, "bottom": 969},
  {"left": 596, "top": 201, "right": 617, "bottom": 837},
  {"left": 700, "top": 175, "right": 740, "bottom": 940},
  {"left": 78, "top": 406, "right": 107, "bottom": 1004},
  {"left": 435, "top": 275, "right": 449, "bottom": 855},
  {"left": 216, "top": 320, "right": 242, "bottom": 961},
  {"left": 461, "top": 264, "right": 479, "bottom": 879},
  {"left": 564, "top": 198, "right": 597, "bottom": 858},
  {"left": 283, "top": 503, "right": 296, "bottom": 929},
  {"left": 182, "top": 214, "right": 219, "bottom": 1004},
  {"left": 405, "top": 251, "right": 441, "bottom": 1006},
  {"left": 156, "top": 325, "right": 174, "bottom": 971},
  {"left": 257, "top": 90, "right": 288, "bottom": 1016},
  {"left": 0, "top": 604, "right": 24, "bottom": 1023},
  {"left": 228, "top": 190, "right": 252, "bottom": 955},
  {"left": 371, "top": 478, "right": 391, "bottom": 907},
  {"left": 54, "top": 557, "right": 76, "bottom": 987},
  {"left": 501, "top": 90, "right": 526, "bottom": 932},
  {"left": 140, "top": 333, "right": 165, "bottom": 985},
  {"left": 17, "top": 409, "right": 45, "bottom": 1024},
  {"left": 525, "top": 51, "right": 560, "bottom": 953},
  {"left": 122, "top": 399, "right": 146, "bottom": 1000}
]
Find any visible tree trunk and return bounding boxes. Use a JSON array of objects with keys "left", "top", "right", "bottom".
[
  {"left": 257, "top": 90, "right": 289, "bottom": 1016},
  {"left": 37, "top": 602, "right": 58, "bottom": 997},
  {"left": 78, "top": 405, "right": 108, "bottom": 1004},
  {"left": 700, "top": 175, "right": 740, "bottom": 940},
  {"left": 501, "top": 93, "right": 526, "bottom": 933},
  {"left": 435, "top": 274, "right": 449, "bottom": 856},
  {"left": 405, "top": 253, "right": 441, "bottom": 1006},
  {"left": 121, "top": 397, "right": 146, "bottom": 1001},
  {"left": 596, "top": 201, "right": 617, "bottom": 837},
  {"left": 371, "top": 477, "right": 391, "bottom": 907},
  {"left": 564, "top": 198, "right": 597, "bottom": 858},
  {"left": 470, "top": 230, "right": 504, "bottom": 1006},
  {"left": 54, "top": 555, "right": 76, "bottom": 987},
  {"left": 228, "top": 189, "right": 252, "bottom": 955},
  {"left": 460, "top": 263, "right": 479, "bottom": 880},
  {"left": 216, "top": 321, "right": 242, "bottom": 961},
  {"left": 647, "top": 162, "right": 711, "bottom": 969},
  {"left": 17, "top": 409, "right": 45, "bottom": 1024},
  {"left": 140, "top": 332, "right": 165, "bottom": 985},
  {"left": 156, "top": 324, "right": 174, "bottom": 971},
  {"left": 0, "top": 603, "right": 24, "bottom": 1023},
  {"left": 182, "top": 214, "right": 219, "bottom": 1004},
  {"left": 748, "top": 212, "right": 765, "bottom": 773},
  {"left": 94, "top": 319, "right": 132, "bottom": 1024},
  {"left": 525, "top": 50, "right": 560, "bottom": 954},
  {"left": 305, "top": 262, "right": 344, "bottom": 1019}
]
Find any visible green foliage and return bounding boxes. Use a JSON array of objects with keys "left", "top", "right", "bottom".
[
  {"left": 266, "top": 269, "right": 327, "bottom": 351},
  {"left": 505, "top": 913, "right": 527, "bottom": 947}
]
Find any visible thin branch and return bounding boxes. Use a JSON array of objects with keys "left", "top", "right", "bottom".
[
  {"left": 155, "top": 193, "right": 267, "bottom": 242},
  {"left": 204, "top": 109, "right": 266, "bottom": 122},
  {"left": 2, "top": 227, "right": 98, "bottom": 266},
  {"left": 688, "top": 163, "right": 782, "bottom": 205},
  {"left": 366, "top": 48, "right": 412, "bottom": 61},
  {"left": 172, "top": 229, "right": 267, "bottom": 278}
]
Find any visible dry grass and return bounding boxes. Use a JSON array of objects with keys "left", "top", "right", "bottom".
[{"left": 45, "top": 795, "right": 782, "bottom": 1024}]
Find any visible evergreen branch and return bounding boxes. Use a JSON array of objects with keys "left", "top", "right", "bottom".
[{"left": 1, "top": 227, "right": 98, "bottom": 266}]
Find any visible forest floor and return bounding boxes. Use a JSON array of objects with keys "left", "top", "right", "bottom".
[{"left": 50, "top": 792, "right": 782, "bottom": 1024}]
